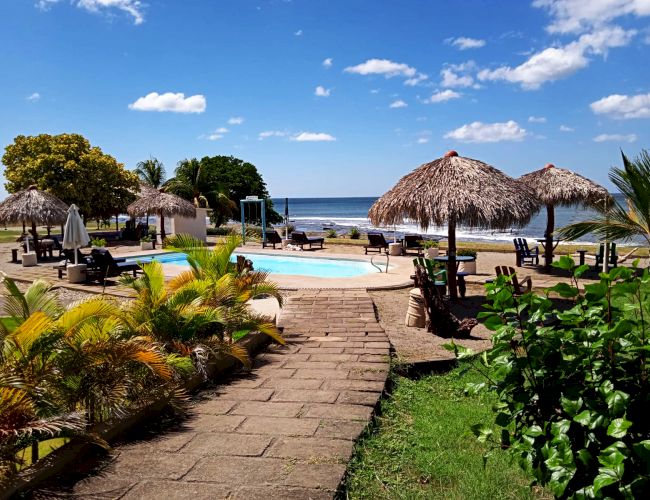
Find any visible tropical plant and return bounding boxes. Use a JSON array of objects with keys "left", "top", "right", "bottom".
[
  {"left": 457, "top": 248, "right": 477, "bottom": 258},
  {"left": 326, "top": 229, "right": 338, "bottom": 239},
  {"left": 90, "top": 238, "right": 106, "bottom": 248},
  {"left": 559, "top": 150, "right": 650, "bottom": 249},
  {"left": 165, "top": 158, "right": 210, "bottom": 208},
  {"left": 348, "top": 227, "right": 361, "bottom": 239},
  {"left": 419, "top": 240, "right": 439, "bottom": 248},
  {"left": 451, "top": 256, "right": 650, "bottom": 498},
  {"left": 140, "top": 235, "right": 152, "bottom": 243},
  {"left": 134, "top": 156, "right": 166, "bottom": 189}
]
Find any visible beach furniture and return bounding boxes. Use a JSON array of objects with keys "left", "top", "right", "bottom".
[
  {"left": 403, "top": 234, "right": 424, "bottom": 256},
  {"left": 593, "top": 242, "right": 618, "bottom": 270},
  {"left": 54, "top": 249, "right": 95, "bottom": 279},
  {"left": 290, "top": 231, "right": 324, "bottom": 250},
  {"left": 495, "top": 266, "right": 532, "bottom": 295},
  {"left": 513, "top": 238, "right": 539, "bottom": 266},
  {"left": 262, "top": 230, "right": 283, "bottom": 249},
  {"left": 89, "top": 249, "right": 141, "bottom": 281},
  {"left": 413, "top": 257, "right": 446, "bottom": 295},
  {"left": 364, "top": 232, "right": 389, "bottom": 254}
]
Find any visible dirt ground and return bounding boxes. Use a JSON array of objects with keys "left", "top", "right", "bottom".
[{"left": 370, "top": 285, "right": 493, "bottom": 365}]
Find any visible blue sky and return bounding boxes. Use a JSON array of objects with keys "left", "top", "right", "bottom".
[{"left": 1, "top": 0, "right": 649, "bottom": 198}]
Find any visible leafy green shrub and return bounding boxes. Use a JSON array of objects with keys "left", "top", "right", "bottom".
[
  {"left": 207, "top": 226, "right": 235, "bottom": 236},
  {"left": 140, "top": 235, "right": 152, "bottom": 243},
  {"left": 348, "top": 227, "right": 361, "bottom": 239},
  {"left": 457, "top": 248, "right": 477, "bottom": 258},
  {"left": 459, "top": 256, "right": 650, "bottom": 498},
  {"left": 326, "top": 229, "right": 338, "bottom": 239},
  {"left": 420, "top": 240, "right": 439, "bottom": 248},
  {"left": 90, "top": 237, "right": 107, "bottom": 247}
]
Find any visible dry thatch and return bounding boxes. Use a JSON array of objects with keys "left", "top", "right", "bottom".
[
  {"left": 519, "top": 164, "right": 609, "bottom": 208},
  {"left": 368, "top": 152, "right": 539, "bottom": 230},
  {"left": 127, "top": 189, "right": 196, "bottom": 218},
  {"left": 0, "top": 185, "right": 69, "bottom": 225}
]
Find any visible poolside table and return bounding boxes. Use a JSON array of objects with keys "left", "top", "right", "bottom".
[
  {"left": 433, "top": 255, "right": 475, "bottom": 299},
  {"left": 537, "top": 238, "right": 562, "bottom": 268}
]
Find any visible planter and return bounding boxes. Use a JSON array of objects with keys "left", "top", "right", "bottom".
[
  {"left": 425, "top": 247, "right": 439, "bottom": 259},
  {"left": 91, "top": 246, "right": 106, "bottom": 252},
  {"left": 140, "top": 241, "right": 154, "bottom": 251},
  {"left": 281, "top": 238, "right": 291, "bottom": 249},
  {"left": 389, "top": 242, "right": 402, "bottom": 256},
  {"left": 67, "top": 264, "right": 87, "bottom": 284},
  {"left": 458, "top": 260, "right": 477, "bottom": 274},
  {"left": 21, "top": 252, "right": 37, "bottom": 267}
]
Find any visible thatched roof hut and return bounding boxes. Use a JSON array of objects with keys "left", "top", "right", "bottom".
[
  {"left": 0, "top": 185, "right": 69, "bottom": 226},
  {"left": 369, "top": 151, "right": 539, "bottom": 299},
  {"left": 127, "top": 188, "right": 196, "bottom": 241},
  {"left": 519, "top": 163, "right": 610, "bottom": 269}
]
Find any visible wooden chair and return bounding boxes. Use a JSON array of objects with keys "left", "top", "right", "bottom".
[
  {"left": 495, "top": 266, "right": 532, "bottom": 295},
  {"left": 262, "top": 230, "right": 283, "bottom": 249},
  {"left": 413, "top": 257, "right": 446, "bottom": 295},
  {"left": 594, "top": 242, "right": 618, "bottom": 270},
  {"left": 290, "top": 231, "right": 324, "bottom": 250},
  {"left": 403, "top": 234, "right": 424, "bottom": 256},
  {"left": 513, "top": 238, "right": 539, "bottom": 266},
  {"left": 364, "top": 232, "right": 389, "bottom": 254}
]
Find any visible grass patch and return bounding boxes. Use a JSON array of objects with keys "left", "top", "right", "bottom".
[
  {"left": 16, "top": 437, "right": 69, "bottom": 469},
  {"left": 344, "top": 361, "right": 550, "bottom": 499}
]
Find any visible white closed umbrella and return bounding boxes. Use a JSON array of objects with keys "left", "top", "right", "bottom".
[{"left": 63, "top": 204, "right": 90, "bottom": 265}]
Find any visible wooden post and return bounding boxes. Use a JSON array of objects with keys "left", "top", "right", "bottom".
[
  {"left": 159, "top": 211, "right": 166, "bottom": 242},
  {"left": 31, "top": 221, "right": 39, "bottom": 258},
  {"left": 447, "top": 216, "right": 457, "bottom": 301},
  {"left": 544, "top": 204, "right": 554, "bottom": 271}
]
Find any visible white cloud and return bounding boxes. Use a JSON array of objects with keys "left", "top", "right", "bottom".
[
  {"left": 128, "top": 92, "right": 206, "bottom": 113},
  {"left": 207, "top": 133, "right": 224, "bottom": 141},
  {"left": 440, "top": 61, "right": 480, "bottom": 89},
  {"left": 370, "top": 89, "right": 380, "bottom": 94},
  {"left": 389, "top": 99, "right": 408, "bottom": 108},
  {"left": 424, "top": 90, "right": 461, "bottom": 103},
  {"left": 447, "top": 36, "right": 486, "bottom": 50},
  {"left": 404, "top": 73, "right": 429, "bottom": 86},
  {"left": 258, "top": 130, "right": 288, "bottom": 140},
  {"left": 590, "top": 92, "right": 650, "bottom": 119},
  {"left": 315, "top": 85, "right": 331, "bottom": 97},
  {"left": 593, "top": 133, "right": 637, "bottom": 142},
  {"left": 26, "top": 92, "right": 41, "bottom": 101},
  {"left": 444, "top": 120, "right": 527, "bottom": 143},
  {"left": 39, "top": 0, "right": 146, "bottom": 25},
  {"left": 478, "top": 26, "right": 635, "bottom": 89},
  {"left": 528, "top": 116, "right": 547, "bottom": 123},
  {"left": 215, "top": 127, "right": 229, "bottom": 133},
  {"left": 322, "top": 58, "right": 333, "bottom": 68},
  {"left": 559, "top": 124, "right": 575, "bottom": 131},
  {"left": 344, "top": 58, "right": 417, "bottom": 78},
  {"left": 416, "top": 137, "right": 430, "bottom": 144},
  {"left": 291, "top": 132, "right": 336, "bottom": 142},
  {"left": 533, "top": 0, "right": 650, "bottom": 34},
  {"left": 228, "top": 116, "right": 244, "bottom": 125},
  {"left": 294, "top": 29, "right": 303, "bottom": 36}
]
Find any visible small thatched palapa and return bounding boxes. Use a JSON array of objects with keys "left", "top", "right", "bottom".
[
  {"left": 519, "top": 164, "right": 610, "bottom": 269},
  {"left": 127, "top": 188, "right": 196, "bottom": 241},
  {"left": 369, "top": 151, "right": 539, "bottom": 299},
  {"left": 0, "top": 185, "right": 69, "bottom": 226}
]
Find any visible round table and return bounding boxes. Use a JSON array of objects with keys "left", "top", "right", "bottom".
[{"left": 432, "top": 255, "right": 475, "bottom": 298}]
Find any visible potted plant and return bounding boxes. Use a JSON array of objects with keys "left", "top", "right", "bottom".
[
  {"left": 348, "top": 227, "right": 361, "bottom": 240},
  {"left": 457, "top": 248, "right": 477, "bottom": 274},
  {"left": 421, "top": 240, "right": 439, "bottom": 258},
  {"left": 90, "top": 237, "right": 107, "bottom": 251},
  {"left": 140, "top": 235, "right": 154, "bottom": 251}
]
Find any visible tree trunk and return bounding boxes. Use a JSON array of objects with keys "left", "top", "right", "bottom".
[
  {"left": 159, "top": 211, "right": 166, "bottom": 242},
  {"left": 447, "top": 216, "right": 457, "bottom": 301},
  {"left": 31, "top": 221, "right": 39, "bottom": 258},
  {"left": 544, "top": 204, "right": 554, "bottom": 271},
  {"left": 115, "top": 214, "right": 119, "bottom": 231},
  {"left": 31, "top": 441, "right": 39, "bottom": 464}
]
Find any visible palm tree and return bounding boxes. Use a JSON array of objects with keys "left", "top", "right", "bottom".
[
  {"left": 135, "top": 156, "right": 166, "bottom": 188},
  {"left": 558, "top": 150, "right": 650, "bottom": 251},
  {"left": 165, "top": 158, "right": 209, "bottom": 208}
]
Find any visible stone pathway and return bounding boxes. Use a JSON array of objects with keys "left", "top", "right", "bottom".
[{"left": 40, "top": 290, "right": 389, "bottom": 499}]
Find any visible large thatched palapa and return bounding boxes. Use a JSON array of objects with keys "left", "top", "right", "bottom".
[
  {"left": 519, "top": 164, "right": 609, "bottom": 269},
  {"left": 0, "top": 185, "right": 69, "bottom": 252},
  {"left": 127, "top": 187, "right": 196, "bottom": 241},
  {"left": 369, "top": 151, "right": 539, "bottom": 299}
]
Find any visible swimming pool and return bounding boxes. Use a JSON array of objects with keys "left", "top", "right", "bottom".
[{"left": 125, "top": 252, "right": 379, "bottom": 278}]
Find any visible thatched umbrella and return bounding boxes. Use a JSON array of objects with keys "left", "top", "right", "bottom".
[
  {"left": 127, "top": 188, "right": 196, "bottom": 241},
  {"left": 368, "top": 151, "right": 539, "bottom": 300},
  {"left": 0, "top": 185, "right": 69, "bottom": 254},
  {"left": 519, "top": 164, "right": 610, "bottom": 270}
]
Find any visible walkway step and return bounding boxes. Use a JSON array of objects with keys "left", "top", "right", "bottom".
[{"left": 36, "top": 290, "right": 389, "bottom": 499}]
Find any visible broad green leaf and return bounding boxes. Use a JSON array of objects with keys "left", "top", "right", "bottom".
[{"left": 607, "top": 418, "right": 632, "bottom": 438}]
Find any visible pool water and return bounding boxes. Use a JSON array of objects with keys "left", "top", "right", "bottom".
[{"left": 125, "top": 252, "right": 378, "bottom": 278}]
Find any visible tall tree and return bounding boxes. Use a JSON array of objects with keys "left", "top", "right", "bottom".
[
  {"left": 2, "top": 134, "right": 139, "bottom": 221},
  {"left": 559, "top": 149, "right": 650, "bottom": 248},
  {"left": 165, "top": 158, "right": 209, "bottom": 207},
  {"left": 135, "top": 156, "right": 166, "bottom": 188}
]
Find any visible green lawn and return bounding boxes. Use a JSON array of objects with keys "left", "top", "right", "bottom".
[{"left": 344, "top": 361, "right": 550, "bottom": 500}]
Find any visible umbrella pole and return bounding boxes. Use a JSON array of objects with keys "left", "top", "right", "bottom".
[
  {"left": 448, "top": 217, "right": 457, "bottom": 301},
  {"left": 544, "top": 204, "right": 554, "bottom": 271},
  {"left": 31, "top": 221, "right": 39, "bottom": 258}
]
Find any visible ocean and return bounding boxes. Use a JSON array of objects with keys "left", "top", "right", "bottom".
[{"left": 270, "top": 195, "right": 634, "bottom": 245}]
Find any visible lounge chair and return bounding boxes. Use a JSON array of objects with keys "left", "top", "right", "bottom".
[
  {"left": 290, "top": 231, "right": 324, "bottom": 250},
  {"left": 54, "top": 249, "right": 95, "bottom": 279},
  {"left": 263, "top": 230, "right": 283, "bottom": 249},
  {"left": 593, "top": 242, "right": 618, "bottom": 270},
  {"left": 364, "top": 232, "right": 389, "bottom": 254},
  {"left": 495, "top": 266, "right": 532, "bottom": 295},
  {"left": 513, "top": 238, "right": 539, "bottom": 266},
  {"left": 89, "top": 249, "right": 141, "bottom": 281},
  {"left": 403, "top": 234, "right": 424, "bottom": 256}
]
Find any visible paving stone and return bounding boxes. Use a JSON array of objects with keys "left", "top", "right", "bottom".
[
  {"left": 303, "top": 403, "right": 373, "bottom": 421},
  {"left": 272, "top": 389, "right": 339, "bottom": 403},
  {"left": 298, "top": 347, "right": 344, "bottom": 354},
  {"left": 321, "top": 379, "right": 385, "bottom": 392},
  {"left": 283, "top": 360, "right": 339, "bottom": 370},
  {"left": 106, "top": 451, "right": 200, "bottom": 480},
  {"left": 233, "top": 486, "right": 333, "bottom": 500},
  {"left": 315, "top": 419, "right": 369, "bottom": 440},
  {"left": 191, "top": 399, "right": 237, "bottom": 415},
  {"left": 183, "top": 414, "right": 246, "bottom": 432},
  {"left": 265, "top": 436, "right": 354, "bottom": 461},
  {"left": 337, "top": 391, "right": 380, "bottom": 406},
  {"left": 261, "top": 377, "right": 324, "bottom": 390},
  {"left": 182, "top": 432, "right": 273, "bottom": 456},
  {"left": 214, "top": 387, "right": 275, "bottom": 401},
  {"left": 120, "top": 431, "right": 198, "bottom": 453},
  {"left": 66, "top": 477, "right": 136, "bottom": 498},
  {"left": 236, "top": 416, "right": 320, "bottom": 436},
  {"left": 284, "top": 463, "right": 347, "bottom": 490},
  {"left": 122, "top": 480, "right": 232, "bottom": 499},
  {"left": 307, "top": 353, "right": 359, "bottom": 362},
  {"left": 348, "top": 370, "right": 388, "bottom": 381},
  {"left": 231, "top": 401, "right": 305, "bottom": 417},
  {"left": 184, "top": 456, "right": 290, "bottom": 484},
  {"left": 293, "top": 368, "right": 349, "bottom": 379}
]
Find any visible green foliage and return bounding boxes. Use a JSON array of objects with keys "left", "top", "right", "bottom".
[
  {"left": 348, "top": 227, "right": 361, "bottom": 239},
  {"left": 2, "top": 134, "right": 139, "bottom": 221},
  {"left": 90, "top": 238, "right": 107, "bottom": 247},
  {"left": 473, "top": 257, "right": 650, "bottom": 498},
  {"left": 134, "top": 156, "right": 166, "bottom": 189},
  {"left": 206, "top": 226, "right": 236, "bottom": 236},
  {"left": 420, "top": 239, "right": 439, "bottom": 248},
  {"left": 326, "top": 228, "right": 338, "bottom": 238},
  {"left": 457, "top": 248, "right": 477, "bottom": 258},
  {"left": 139, "top": 235, "right": 152, "bottom": 243}
]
